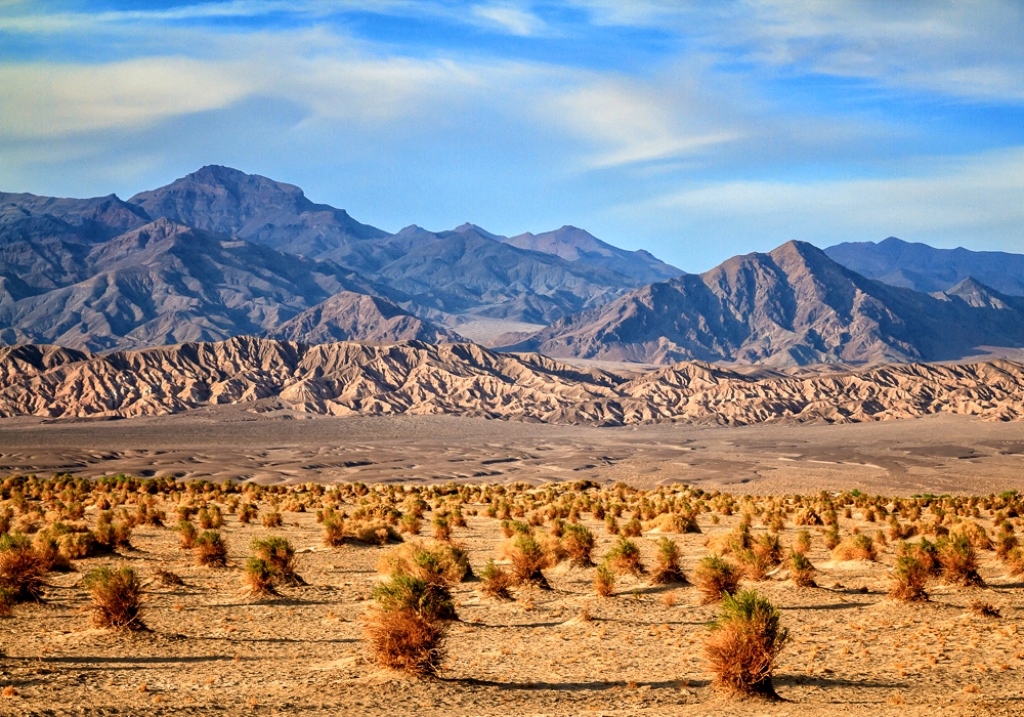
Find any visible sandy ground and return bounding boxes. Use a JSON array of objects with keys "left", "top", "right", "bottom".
[
  {"left": 0, "top": 412, "right": 1023, "bottom": 715},
  {"left": 1, "top": 491, "right": 1023, "bottom": 716},
  {"left": 1, "top": 411, "right": 1022, "bottom": 495}
]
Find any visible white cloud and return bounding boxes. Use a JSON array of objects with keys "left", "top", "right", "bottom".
[
  {"left": 613, "top": 147, "right": 1024, "bottom": 253},
  {"left": 470, "top": 4, "right": 546, "bottom": 36},
  {"left": 0, "top": 58, "right": 253, "bottom": 138},
  {"left": 540, "top": 75, "right": 744, "bottom": 170}
]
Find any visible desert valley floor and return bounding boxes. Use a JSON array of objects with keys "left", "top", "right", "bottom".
[{"left": 0, "top": 412, "right": 1022, "bottom": 716}]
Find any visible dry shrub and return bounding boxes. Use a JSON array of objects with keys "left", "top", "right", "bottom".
[
  {"left": 154, "top": 569, "right": 183, "bottom": 586},
  {"left": 793, "top": 530, "right": 812, "bottom": 556},
  {"left": 738, "top": 549, "right": 771, "bottom": 581},
  {"left": 604, "top": 537, "right": 645, "bottom": 577},
  {"left": 823, "top": 523, "right": 841, "bottom": 551},
  {"left": 1004, "top": 546, "right": 1024, "bottom": 575},
  {"left": 349, "top": 521, "right": 402, "bottom": 546},
  {"left": 649, "top": 512, "right": 701, "bottom": 534},
  {"left": 938, "top": 535, "right": 985, "bottom": 587},
  {"left": 788, "top": 551, "right": 816, "bottom": 588},
  {"left": 193, "top": 530, "right": 228, "bottom": 567},
  {"left": 0, "top": 533, "right": 46, "bottom": 603},
  {"left": 479, "top": 559, "right": 513, "bottom": 601},
  {"left": 620, "top": 518, "right": 643, "bottom": 538},
  {"left": 175, "top": 519, "right": 197, "bottom": 549},
  {"left": 594, "top": 562, "right": 615, "bottom": 597},
  {"left": 694, "top": 555, "right": 741, "bottom": 604},
  {"left": 237, "top": 503, "right": 257, "bottom": 525},
  {"left": 83, "top": 565, "right": 145, "bottom": 630},
  {"left": 950, "top": 521, "right": 992, "bottom": 551},
  {"left": 261, "top": 510, "right": 283, "bottom": 529},
  {"left": 889, "top": 555, "right": 929, "bottom": 602},
  {"left": 399, "top": 513, "right": 422, "bottom": 535},
  {"left": 379, "top": 541, "right": 470, "bottom": 590},
  {"left": 433, "top": 516, "right": 452, "bottom": 542},
  {"left": 650, "top": 537, "right": 686, "bottom": 585},
  {"left": 322, "top": 511, "right": 346, "bottom": 547},
  {"left": 93, "top": 513, "right": 132, "bottom": 552},
  {"left": 752, "top": 533, "right": 783, "bottom": 566},
  {"left": 252, "top": 536, "right": 304, "bottom": 586},
  {"left": 968, "top": 599, "right": 1001, "bottom": 618},
  {"left": 832, "top": 534, "right": 876, "bottom": 561},
  {"left": 365, "top": 607, "right": 447, "bottom": 676},
  {"left": 794, "top": 509, "right": 822, "bottom": 526},
  {"left": 502, "top": 534, "right": 551, "bottom": 589},
  {"left": 562, "top": 523, "right": 595, "bottom": 567},
  {"left": 243, "top": 558, "right": 278, "bottom": 597},
  {"left": 704, "top": 589, "right": 789, "bottom": 699}
]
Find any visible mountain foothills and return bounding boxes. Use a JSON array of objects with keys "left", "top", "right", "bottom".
[
  {"left": 2, "top": 165, "right": 1023, "bottom": 366},
  {"left": 1, "top": 337, "right": 1022, "bottom": 425}
]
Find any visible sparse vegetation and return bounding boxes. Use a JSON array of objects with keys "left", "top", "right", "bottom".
[
  {"left": 694, "top": 555, "right": 741, "bottom": 604},
  {"left": 704, "top": 589, "right": 789, "bottom": 699},
  {"left": 83, "top": 565, "right": 145, "bottom": 630}
]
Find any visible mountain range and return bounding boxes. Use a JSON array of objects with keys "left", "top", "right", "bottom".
[{"left": 2, "top": 165, "right": 1023, "bottom": 367}]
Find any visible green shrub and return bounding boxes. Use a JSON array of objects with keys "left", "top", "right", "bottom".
[{"left": 704, "top": 589, "right": 788, "bottom": 698}]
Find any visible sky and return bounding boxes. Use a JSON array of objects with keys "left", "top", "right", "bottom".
[{"left": 1, "top": 1, "right": 1023, "bottom": 272}]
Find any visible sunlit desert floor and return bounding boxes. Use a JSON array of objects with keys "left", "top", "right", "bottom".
[{"left": 0, "top": 412, "right": 1022, "bottom": 716}]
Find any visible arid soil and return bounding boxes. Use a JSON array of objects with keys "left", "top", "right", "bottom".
[
  {"left": 1, "top": 411, "right": 1022, "bottom": 495},
  {"left": 1, "top": 482, "right": 1023, "bottom": 716},
  {"left": 0, "top": 413, "right": 1022, "bottom": 716}
]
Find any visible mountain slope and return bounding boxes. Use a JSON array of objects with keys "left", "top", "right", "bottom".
[
  {"left": 0, "top": 218, "right": 384, "bottom": 350},
  {"left": 1, "top": 337, "right": 1021, "bottom": 426},
  {"left": 128, "top": 165, "right": 388, "bottom": 258},
  {"left": 270, "top": 291, "right": 462, "bottom": 344},
  {"left": 507, "top": 241, "right": 1024, "bottom": 366},
  {"left": 825, "top": 237, "right": 1024, "bottom": 296},
  {"left": 501, "top": 225, "right": 682, "bottom": 284}
]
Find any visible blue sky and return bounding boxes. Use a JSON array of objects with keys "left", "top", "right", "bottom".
[{"left": 1, "top": 0, "right": 1023, "bottom": 272}]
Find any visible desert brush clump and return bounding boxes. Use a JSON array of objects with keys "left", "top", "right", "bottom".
[
  {"left": 889, "top": 554, "right": 929, "bottom": 602},
  {"left": 788, "top": 551, "right": 816, "bottom": 588},
  {"left": 694, "top": 555, "right": 741, "bottom": 604},
  {"left": 194, "top": 530, "right": 228, "bottom": 567},
  {"left": 365, "top": 571, "right": 453, "bottom": 676},
  {"left": 479, "top": 559, "right": 514, "bottom": 601},
  {"left": 252, "top": 536, "right": 304, "bottom": 586},
  {"left": 83, "top": 565, "right": 145, "bottom": 630},
  {"left": 0, "top": 532, "right": 47, "bottom": 603},
  {"left": 704, "top": 589, "right": 789, "bottom": 699},
  {"left": 604, "top": 537, "right": 645, "bottom": 577},
  {"left": 562, "top": 523, "right": 596, "bottom": 567},
  {"left": 243, "top": 558, "right": 278, "bottom": 597},
  {"left": 832, "top": 533, "right": 876, "bottom": 561},
  {"left": 937, "top": 535, "right": 985, "bottom": 587},
  {"left": 650, "top": 537, "right": 686, "bottom": 585},
  {"left": 594, "top": 562, "right": 616, "bottom": 597},
  {"left": 502, "top": 534, "right": 552, "bottom": 589}
]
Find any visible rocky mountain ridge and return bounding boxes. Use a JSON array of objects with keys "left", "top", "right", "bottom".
[
  {"left": 1, "top": 337, "right": 1021, "bottom": 426},
  {"left": 506, "top": 241, "right": 1024, "bottom": 366}
]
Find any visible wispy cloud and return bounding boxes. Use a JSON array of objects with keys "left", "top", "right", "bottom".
[
  {"left": 470, "top": 4, "right": 547, "bottom": 37},
  {"left": 543, "top": 79, "right": 743, "bottom": 169},
  {"left": 610, "top": 147, "right": 1024, "bottom": 260}
]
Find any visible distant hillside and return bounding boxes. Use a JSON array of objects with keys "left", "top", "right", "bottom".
[
  {"left": 1, "top": 337, "right": 1021, "bottom": 426},
  {"left": 504, "top": 241, "right": 1024, "bottom": 366},
  {"left": 826, "top": 237, "right": 1024, "bottom": 296}
]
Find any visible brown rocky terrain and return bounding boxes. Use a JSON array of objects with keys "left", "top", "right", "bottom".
[
  {"left": 1, "top": 337, "right": 1022, "bottom": 426},
  {"left": 507, "top": 241, "right": 1024, "bottom": 366}
]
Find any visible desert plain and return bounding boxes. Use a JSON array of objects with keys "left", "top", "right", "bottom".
[{"left": 0, "top": 411, "right": 1022, "bottom": 716}]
